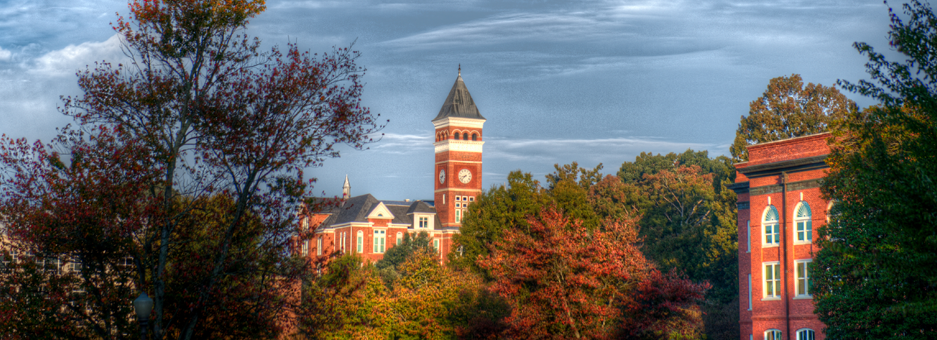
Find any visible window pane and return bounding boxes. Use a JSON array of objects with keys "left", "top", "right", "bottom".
[{"left": 807, "top": 221, "right": 812, "bottom": 241}]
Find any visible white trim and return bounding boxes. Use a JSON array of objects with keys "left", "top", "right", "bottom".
[
  {"left": 795, "top": 328, "right": 816, "bottom": 340},
  {"left": 793, "top": 201, "right": 813, "bottom": 245},
  {"left": 746, "top": 220, "right": 751, "bottom": 252},
  {"left": 435, "top": 160, "right": 482, "bottom": 165},
  {"left": 434, "top": 188, "right": 483, "bottom": 193},
  {"left": 367, "top": 202, "right": 395, "bottom": 220},
  {"left": 794, "top": 259, "right": 813, "bottom": 298},
  {"left": 748, "top": 273, "right": 752, "bottom": 310},
  {"left": 764, "top": 329, "right": 782, "bottom": 340},
  {"left": 763, "top": 261, "right": 781, "bottom": 299},
  {"left": 433, "top": 117, "right": 486, "bottom": 129},
  {"left": 434, "top": 140, "right": 484, "bottom": 153}
]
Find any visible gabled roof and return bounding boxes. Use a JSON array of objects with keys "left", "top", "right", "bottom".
[
  {"left": 315, "top": 194, "right": 438, "bottom": 228},
  {"left": 433, "top": 73, "right": 485, "bottom": 121}
]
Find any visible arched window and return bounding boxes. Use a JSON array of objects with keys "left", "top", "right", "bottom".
[
  {"left": 763, "top": 206, "right": 779, "bottom": 246},
  {"left": 765, "top": 329, "right": 782, "bottom": 340},
  {"left": 472, "top": 133, "right": 477, "bottom": 141},
  {"left": 462, "top": 133, "right": 468, "bottom": 140},
  {"left": 396, "top": 232, "right": 403, "bottom": 246},
  {"left": 454, "top": 132, "right": 460, "bottom": 140},
  {"left": 796, "top": 329, "right": 815, "bottom": 340},
  {"left": 356, "top": 231, "right": 363, "bottom": 253},
  {"left": 794, "top": 202, "right": 812, "bottom": 243}
]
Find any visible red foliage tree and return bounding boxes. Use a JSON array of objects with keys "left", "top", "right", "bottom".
[
  {"left": 0, "top": 0, "right": 383, "bottom": 338},
  {"left": 479, "top": 207, "right": 647, "bottom": 339}
]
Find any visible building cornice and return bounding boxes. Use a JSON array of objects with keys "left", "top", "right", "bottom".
[
  {"left": 434, "top": 140, "right": 484, "bottom": 153},
  {"left": 433, "top": 117, "right": 486, "bottom": 129},
  {"left": 736, "top": 155, "right": 828, "bottom": 178}
]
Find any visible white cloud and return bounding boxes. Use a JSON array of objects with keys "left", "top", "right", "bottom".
[
  {"left": 30, "top": 34, "right": 124, "bottom": 77},
  {"left": 0, "top": 46, "right": 11, "bottom": 61}
]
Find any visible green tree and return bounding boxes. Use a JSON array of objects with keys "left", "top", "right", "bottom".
[
  {"left": 449, "top": 171, "right": 551, "bottom": 273},
  {"left": 730, "top": 74, "right": 855, "bottom": 162},
  {"left": 815, "top": 1, "right": 937, "bottom": 338},
  {"left": 612, "top": 150, "right": 738, "bottom": 339}
]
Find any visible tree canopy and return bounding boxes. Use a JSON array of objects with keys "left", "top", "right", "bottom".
[
  {"left": 730, "top": 74, "right": 855, "bottom": 162},
  {"left": 815, "top": 1, "right": 937, "bottom": 338}
]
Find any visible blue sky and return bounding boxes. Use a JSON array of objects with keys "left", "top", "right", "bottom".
[{"left": 0, "top": 0, "right": 895, "bottom": 200}]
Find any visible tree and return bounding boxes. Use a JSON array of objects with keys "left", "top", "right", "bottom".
[
  {"left": 730, "top": 74, "right": 855, "bottom": 162},
  {"left": 613, "top": 150, "right": 738, "bottom": 339},
  {"left": 376, "top": 231, "right": 432, "bottom": 271},
  {"left": 619, "top": 269, "right": 709, "bottom": 340},
  {"left": 449, "top": 171, "right": 551, "bottom": 273},
  {"left": 0, "top": 0, "right": 383, "bottom": 338},
  {"left": 479, "top": 207, "right": 648, "bottom": 339},
  {"left": 815, "top": 1, "right": 937, "bottom": 338}
]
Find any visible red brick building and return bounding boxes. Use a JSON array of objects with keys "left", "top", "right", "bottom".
[
  {"left": 297, "top": 69, "right": 485, "bottom": 263},
  {"left": 729, "top": 133, "right": 831, "bottom": 340}
]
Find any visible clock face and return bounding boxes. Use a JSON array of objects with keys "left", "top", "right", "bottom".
[
  {"left": 439, "top": 169, "right": 445, "bottom": 184},
  {"left": 458, "top": 169, "right": 472, "bottom": 184}
]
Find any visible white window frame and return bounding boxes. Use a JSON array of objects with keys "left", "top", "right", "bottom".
[
  {"left": 765, "top": 329, "right": 782, "bottom": 340},
  {"left": 748, "top": 273, "right": 752, "bottom": 310},
  {"left": 794, "top": 201, "right": 812, "bottom": 244},
  {"left": 356, "top": 231, "right": 363, "bottom": 253},
  {"left": 396, "top": 232, "right": 403, "bottom": 246},
  {"left": 340, "top": 232, "right": 346, "bottom": 253},
  {"left": 763, "top": 206, "right": 780, "bottom": 247},
  {"left": 433, "top": 239, "right": 439, "bottom": 252},
  {"left": 302, "top": 217, "right": 309, "bottom": 232},
  {"left": 763, "top": 261, "right": 781, "bottom": 300},
  {"left": 796, "top": 328, "right": 815, "bottom": 340},
  {"left": 373, "top": 230, "right": 386, "bottom": 253},
  {"left": 455, "top": 209, "right": 461, "bottom": 223},
  {"left": 746, "top": 220, "right": 751, "bottom": 252},
  {"left": 301, "top": 240, "right": 308, "bottom": 256},
  {"left": 795, "top": 259, "right": 812, "bottom": 298},
  {"left": 317, "top": 237, "right": 323, "bottom": 256}
]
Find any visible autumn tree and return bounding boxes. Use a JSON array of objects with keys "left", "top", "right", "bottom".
[
  {"left": 730, "top": 74, "right": 855, "bottom": 162},
  {"left": 815, "top": 1, "right": 937, "bottom": 337},
  {"left": 480, "top": 207, "right": 708, "bottom": 339},
  {"left": 0, "top": 0, "right": 383, "bottom": 339},
  {"left": 612, "top": 149, "right": 738, "bottom": 339}
]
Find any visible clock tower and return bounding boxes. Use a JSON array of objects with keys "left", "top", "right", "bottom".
[{"left": 433, "top": 67, "right": 485, "bottom": 231}]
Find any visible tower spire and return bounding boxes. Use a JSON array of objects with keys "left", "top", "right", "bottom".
[
  {"left": 458, "top": 64, "right": 461, "bottom": 77},
  {"left": 342, "top": 174, "right": 350, "bottom": 199}
]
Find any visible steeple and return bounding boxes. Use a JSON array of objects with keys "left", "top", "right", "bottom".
[
  {"left": 342, "top": 174, "right": 351, "bottom": 199},
  {"left": 433, "top": 66, "right": 485, "bottom": 121}
]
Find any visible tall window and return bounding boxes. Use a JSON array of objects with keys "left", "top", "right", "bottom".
[
  {"left": 356, "top": 231, "right": 363, "bottom": 253},
  {"left": 317, "top": 237, "right": 323, "bottom": 256},
  {"left": 454, "top": 132, "right": 460, "bottom": 140},
  {"left": 456, "top": 209, "right": 461, "bottom": 223},
  {"left": 419, "top": 217, "right": 428, "bottom": 228},
  {"left": 747, "top": 220, "right": 751, "bottom": 252},
  {"left": 301, "top": 240, "right": 308, "bottom": 256},
  {"left": 396, "top": 232, "right": 403, "bottom": 246},
  {"left": 433, "top": 239, "right": 439, "bottom": 252},
  {"left": 302, "top": 217, "right": 309, "bottom": 232},
  {"left": 765, "top": 329, "right": 782, "bottom": 340},
  {"left": 763, "top": 206, "right": 779, "bottom": 247},
  {"left": 472, "top": 133, "right": 477, "bottom": 141},
  {"left": 794, "top": 202, "right": 812, "bottom": 243},
  {"left": 373, "top": 230, "right": 386, "bottom": 253},
  {"left": 340, "top": 232, "right": 346, "bottom": 252},
  {"left": 796, "top": 329, "right": 815, "bottom": 340},
  {"left": 748, "top": 274, "right": 752, "bottom": 310},
  {"left": 796, "top": 260, "right": 812, "bottom": 297},
  {"left": 764, "top": 262, "right": 781, "bottom": 298}
]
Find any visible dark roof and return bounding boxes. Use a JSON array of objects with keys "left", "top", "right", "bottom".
[
  {"left": 433, "top": 75, "right": 485, "bottom": 121},
  {"left": 316, "top": 195, "right": 437, "bottom": 228}
]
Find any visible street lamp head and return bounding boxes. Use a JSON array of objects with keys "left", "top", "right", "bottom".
[{"left": 133, "top": 292, "right": 154, "bottom": 320}]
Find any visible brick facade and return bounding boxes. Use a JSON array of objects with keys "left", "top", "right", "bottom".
[{"left": 731, "top": 133, "right": 830, "bottom": 340}]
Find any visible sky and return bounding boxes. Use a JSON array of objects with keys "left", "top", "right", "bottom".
[{"left": 0, "top": 0, "right": 898, "bottom": 200}]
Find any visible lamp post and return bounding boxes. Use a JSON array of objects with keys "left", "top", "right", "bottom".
[{"left": 133, "top": 292, "right": 153, "bottom": 340}]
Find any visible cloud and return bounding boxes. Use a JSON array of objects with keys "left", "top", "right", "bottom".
[
  {"left": 486, "top": 136, "right": 721, "bottom": 164},
  {"left": 0, "top": 46, "right": 11, "bottom": 61},
  {"left": 30, "top": 34, "right": 125, "bottom": 77}
]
